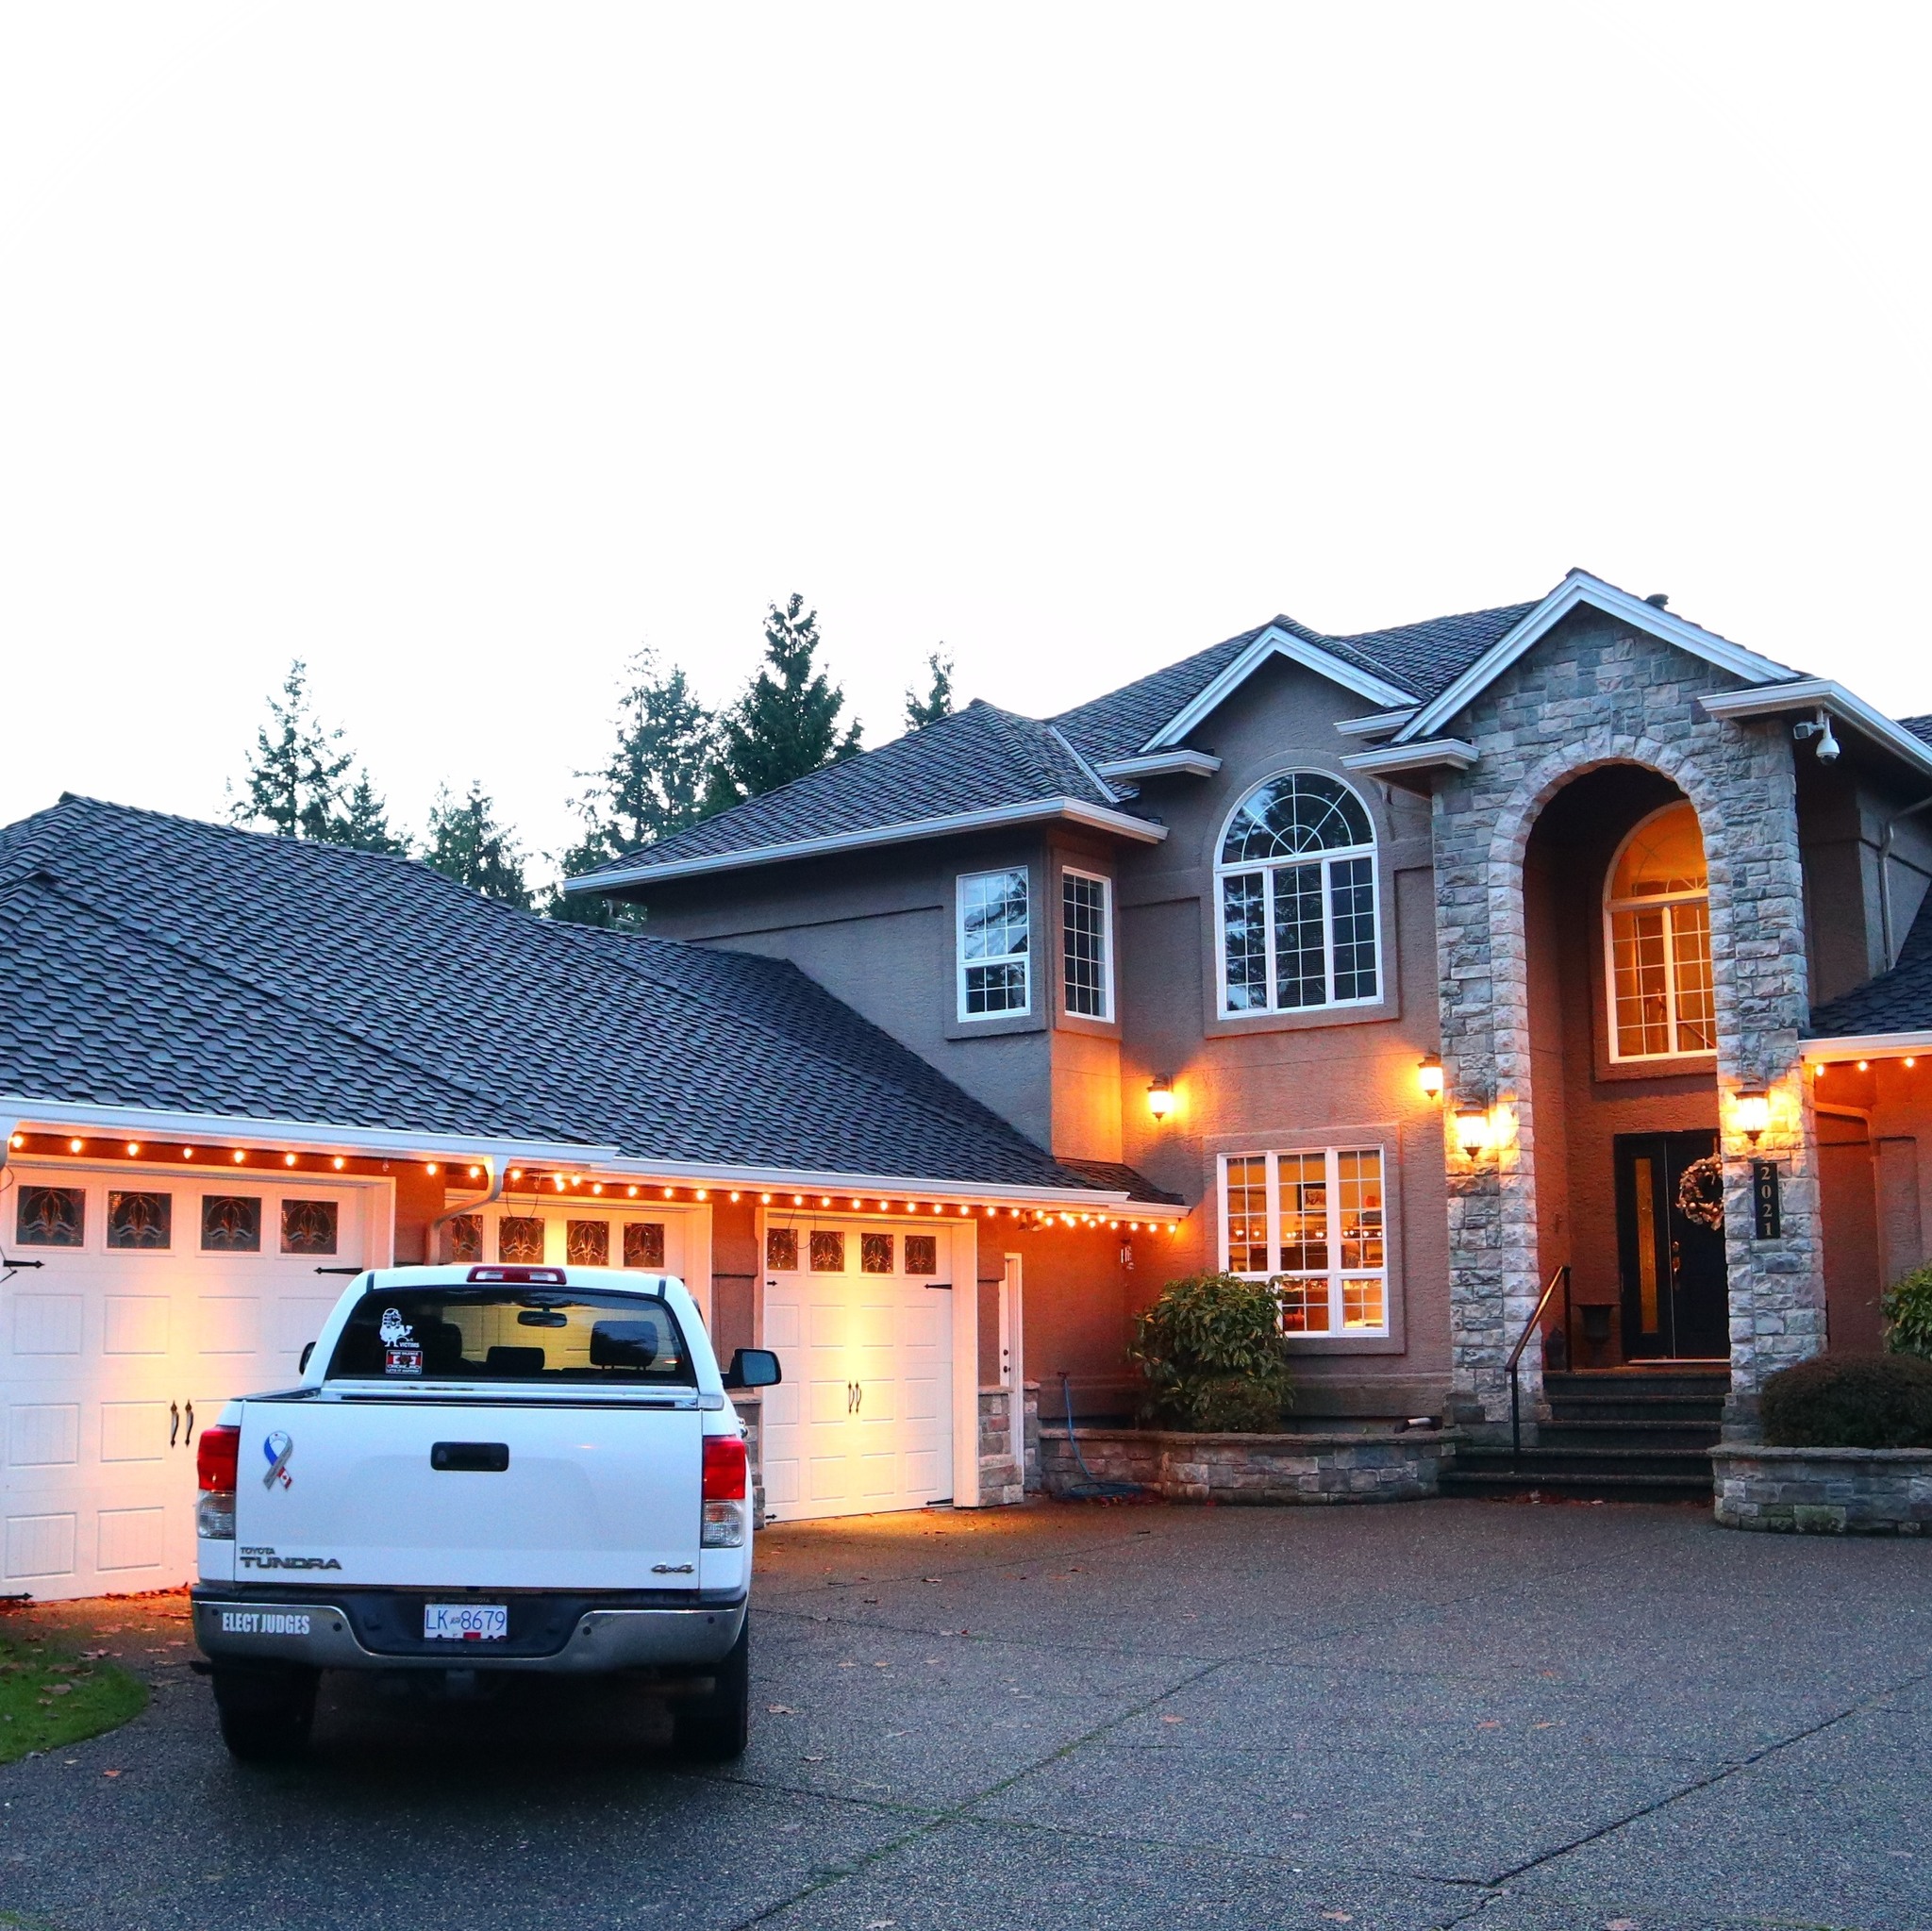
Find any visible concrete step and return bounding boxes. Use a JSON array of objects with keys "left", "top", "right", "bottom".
[
  {"left": 1446, "top": 1445, "right": 1715, "bottom": 1495},
  {"left": 1537, "top": 1419, "right": 1722, "bottom": 1452},
  {"left": 1440, "top": 1466, "right": 1713, "bottom": 1504},
  {"left": 1546, "top": 1393, "right": 1728, "bottom": 1423},
  {"left": 1544, "top": 1369, "right": 1729, "bottom": 1399}
]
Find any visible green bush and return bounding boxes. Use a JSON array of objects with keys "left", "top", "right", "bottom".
[
  {"left": 1759, "top": 1353, "right": 1932, "bottom": 1449},
  {"left": 1882, "top": 1263, "right": 1932, "bottom": 1359},
  {"left": 1128, "top": 1272, "right": 1296, "bottom": 1433}
]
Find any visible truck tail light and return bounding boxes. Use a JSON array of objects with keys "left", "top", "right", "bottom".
[
  {"left": 702, "top": 1433, "right": 747, "bottom": 1502},
  {"left": 197, "top": 1425, "right": 241, "bottom": 1493}
]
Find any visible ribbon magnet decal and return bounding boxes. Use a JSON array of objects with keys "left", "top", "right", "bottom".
[{"left": 262, "top": 1430, "right": 294, "bottom": 1490}]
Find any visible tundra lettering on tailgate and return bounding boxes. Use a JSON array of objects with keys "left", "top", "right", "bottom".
[{"left": 238, "top": 1546, "right": 342, "bottom": 1571}]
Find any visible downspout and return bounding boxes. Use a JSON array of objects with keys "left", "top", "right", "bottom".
[
  {"left": 1877, "top": 794, "right": 1932, "bottom": 970},
  {"left": 424, "top": 1153, "right": 509, "bottom": 1264}
]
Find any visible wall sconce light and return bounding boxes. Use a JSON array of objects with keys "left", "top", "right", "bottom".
[
  {"left": 1455, "top": 1105, "right": 1491, "bottom": 1159},
  {"left": 1734, "top": 1088, "right": 1771, "bottom": 1143},
  {"left": 1146, "top": 1076, "right": 1176, "bottom": 1123},
  {"left": 1416, "top": 1054, "right": 1444, "bottom": 1101}
]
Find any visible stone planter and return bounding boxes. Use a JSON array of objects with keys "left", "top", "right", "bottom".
[
  {"left": 1712, "top": 1445, "right": 1932, "bottom": 1534},
  {"left": 1039, "top": 1424, "right": 1459, "bottom": 1505}
]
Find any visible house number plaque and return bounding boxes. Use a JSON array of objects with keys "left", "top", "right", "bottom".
[{"left": 1750, "top": 1159, "right": 1782, "bottom": 1240}]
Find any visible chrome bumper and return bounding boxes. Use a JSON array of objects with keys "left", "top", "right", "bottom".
[{"left": 192, "top": 1593, "right": 747, "bottom": 1673}]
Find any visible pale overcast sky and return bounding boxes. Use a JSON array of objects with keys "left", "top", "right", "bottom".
[{"left": 2, "top": 6, "right": 1926, "bottom": 877}]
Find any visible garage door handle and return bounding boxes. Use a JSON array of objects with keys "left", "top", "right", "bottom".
[
  {"left": 184, "top": 1401, "right": 195, "bottom": 1445},
  {"left": 169, "top": 1402, "right": 179, "bottom": 1448}
]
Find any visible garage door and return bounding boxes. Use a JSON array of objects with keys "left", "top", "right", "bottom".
[
  {"left": 758, "top": 1219, "right": 954, "bottom": 1522},
  {"left": 0, "top": 1162, "right": 383, "bottom": 1600}
]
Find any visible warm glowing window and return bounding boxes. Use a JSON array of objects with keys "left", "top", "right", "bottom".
[
  {"left": 1218, "top": 1147, "right": 1387, "bottom": 1336},
  {"left": 1606, "top": 803, "right": 1715, "bottom": 1059},
  {"left": 1217, "top": 773, "right": 1378, "bottom": 1015}
]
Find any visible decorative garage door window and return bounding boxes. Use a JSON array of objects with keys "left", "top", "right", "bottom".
[
  {"left": 444, "top": 1212, "right": 483, "bottom": 1262},
  {"left": 201, "top": 1195, "right": 261, "bottom": 1252},
  {"left": 1217, "top": 772, "right": 1378, "bottom": 1014},
  {"left": 568, "top": 1220, "right": 609, "bottom": 1266},
  {"left": 765, "top": 1226, "right": 798, "bottom": 1271},
  {"left": 17, "top": 1186, "right": 84, "bottom": 1246},
  {"left": 1605, "top": 802, "right": 1716, "bottom": 1060},
  {"left": 1221, "top": 1147, "right": 1388, "bottom": 1336},
  {"left": 904, "top": 1234, "right": 938, "bottom": 1275},
  {"left": 809, "top": 1230, "right": 845, "bottom": 1273},
  {"left": 107, "top": 1190, "right": 171, "bottom": 1250},
  {"left": 498, "top": 1215, "right": 545, "bottom": 1263},
  {"left": 280, "top": 1199, "right": 338, "bottom": 1255},
  {"left": 624, "top": 1222, "right": 665, "bottom": 1269},
  {"left": 861, "top": 1232, "right": 894, "bottom": 1273}
]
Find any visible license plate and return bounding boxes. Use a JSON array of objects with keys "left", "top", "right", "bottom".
[{"left": 423, "top": 1603, "right": 508, "bottom": 1642}]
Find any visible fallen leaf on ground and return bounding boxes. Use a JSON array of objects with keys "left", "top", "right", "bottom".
[
  {"left": 1476, "top": 1720, "right": 1501, "bottom": 1730},
  {"left": 766, "top": 1705, "right": 799, "bottom": 1715},
  {"left": 1322, "top": 1914, "right": 1353, "bottom": 1923},
  {"left": 1160, "top": 1715, "right": 1184, "bottom": 1724}
]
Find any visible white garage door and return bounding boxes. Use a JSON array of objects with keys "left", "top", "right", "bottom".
[
  {"left": 0, "top": 1162, "right": 383, "bottom": 1601},
  {"left": 759, "top": 1219, "right": 954, "bottom": 1522}
]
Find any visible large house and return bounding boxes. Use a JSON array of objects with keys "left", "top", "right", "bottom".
[{"left": 3, "top": 569, "right": 1928, "bottom": 1597}]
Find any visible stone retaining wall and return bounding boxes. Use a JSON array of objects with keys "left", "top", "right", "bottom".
[
  {"left": 978, "top": 1384, "right": 1040, "bottom": 1507},
  {"left": 1039, "top": 1425, "right": 1458, "bottom": 1504},
  {"left": 1712, "top": 1445, "right": 1932, "bottom": 1534}
]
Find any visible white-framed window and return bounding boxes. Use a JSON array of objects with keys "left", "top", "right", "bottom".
[
  {"left": 1215, "top": 772, "right": 1379, "bottom": 1016},
  {"left": 1220, "top": 1146, "right": 1388, "bottom": 1336},
  {"left": 958, "top": 867, "right": 1030, "bottom": 1019},
  {"left": 1061, "top": 868, "right": 1113, "bottom": 1021},
  {"left": 1605, "top": 801, "right": 1716, "bottom": 1060}
]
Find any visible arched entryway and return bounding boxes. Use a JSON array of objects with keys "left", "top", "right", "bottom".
[{"left": 1522, "top": 766, "right": 1727, "bottom": 1369}]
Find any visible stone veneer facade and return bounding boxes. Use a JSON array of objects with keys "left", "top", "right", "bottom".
[{"left": 1430, "top": 609, "right": 1826, "bottom": 1435}]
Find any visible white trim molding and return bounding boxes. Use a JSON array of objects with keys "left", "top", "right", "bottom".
[
  {"left": 565, "top": 797, "right": 1167, "bottom": 893},
  {"left": 1142, "top": 627, "right": 1415, "bottom": 753},
  {"left": 1341, "top": 738, "right": 1479, "bottom": 778},
  {"left": 1800, "top": 1031, "right": 1932, "bottom": 1063},
  {"left": 1699, "top": 678, "right": 1932, "bottom": 780},
  {"left": 1396, "top": 572, "right": 1796, "bottom": 745},
  {"left": 1093, "top": 749, "right": 1223, "bottom": 781},
  {"left": 1332, "top": 708, "right": 1419, "bottom": 740}
]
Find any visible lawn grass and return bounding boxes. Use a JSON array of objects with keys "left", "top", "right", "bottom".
[{"left": 0, "top": 1626, "right": 147, "bottom": 1763}]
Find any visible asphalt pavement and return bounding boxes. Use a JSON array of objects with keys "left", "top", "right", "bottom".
[{"left": 2, "top": 1496, "right": 1928, "bottom": 1931}]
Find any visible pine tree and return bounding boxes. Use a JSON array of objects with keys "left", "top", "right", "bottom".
[
  {"left": 330, "top": 771, "right": 410, "bottom": 856},
  {"left": 425, "top": 782, "right": 529, "bottom": 907},
  {"left": 904, "top": 649, "right": 955, "bottom": 731},
  {"left": 231, "top": 660, "right": 354, "bottom": 839},
  {"left": 704, "top": 593, "right": 861, "bottom": 811}
]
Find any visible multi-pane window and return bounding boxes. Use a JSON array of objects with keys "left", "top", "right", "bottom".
[
  {"left": 1216, "top": 773, "right": 1379, "bottom": 1015},
  {"left": 1219, "top": 1147, "right": 1388, "bottom": 1336},
  {"left": 1605, "top": 802, "right": 1716, "bottom": 1059},
  {"left": 1062, "top": 870, "right": 1113, "bottom": 1020},
  {"left": 958, "top": 868, "right": 1030, "bottom": 1018}
]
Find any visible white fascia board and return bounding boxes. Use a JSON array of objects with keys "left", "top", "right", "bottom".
[
  {"left": 0, "top": 1095, "right": 611, "bottom": 1167},
  {"left": 1341, "top": 738, "right": 1480, "bottom": 777},
  {"left": 1800, "top": 1031, "right": 1932, "bottom": 1062},
  {"left": 565, "top": 797, "right": 1167, "bottom": 894},
  {"left": 1141, "top": 630, "right": 1416, "bottom": 753},
  {"left": 1332, "top": 708, "right": 1419, "bottom": 740},
  {"left": 1397, "top": 573, "right": 1797, "bottom": 744},
  {"left": 600, "top": 1156, "right": 1140, "bottom": 1211},
  {"left": 1094, "top": 749, "right": 1224, "bottom": 780},
  {"left": 1700, "top": 679, "right": 1932, "bottom": 779}
]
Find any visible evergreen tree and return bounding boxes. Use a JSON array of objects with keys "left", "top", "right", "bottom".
[
  {"left": 904, "top": 649, "right": 955, "bottom": 730},
  {"left": 545, "top": 648, "right": 719, "bottom": 926},
  {"left": 330, "top": 771, "right": 410, "bottom": 856},
  {"left": 425, "top": 782, "right": 529, "bottom": 907},
  {"left": 231, "top": 660, "right": 353, "bottom": 840},
  {"left": 704, "top": 593, "right": 861, "bottom": 812}
]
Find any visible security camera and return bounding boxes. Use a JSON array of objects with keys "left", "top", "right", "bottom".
[{"left": 1793, "top": 711, "right": 1840, "bottom": 763}]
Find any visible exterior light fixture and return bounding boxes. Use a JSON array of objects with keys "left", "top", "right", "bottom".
[
  {"left": 1417, "top": 1054, "right": 1444, "bottom": 1101},
  {"left": 1734, "top": 1089, "right": 1771, "bottom": 1143},
  {"left": 1455, "top": 1105, "right": 1491, "bottom": 1159},
  {"left": 1146, "top": 1076, "right": 1176, "bottom": 1122}
]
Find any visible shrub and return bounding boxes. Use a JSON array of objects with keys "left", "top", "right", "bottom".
[
  {"left": 1128, "top": 1272, "right": 1296, "bottom": 1433},
  {"left": 1759, "top": 1353, "right": 1932, "bottom": 1450},
  {"left": 1882, "top": 1263, "right": 1932, "bottom": 1359}
]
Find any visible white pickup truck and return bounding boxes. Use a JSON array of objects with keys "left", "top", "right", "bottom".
[{"left": 190, "top": 1261, "right": 780, "bottom": 1762}]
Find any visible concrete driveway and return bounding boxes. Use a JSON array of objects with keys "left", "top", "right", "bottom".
[{"left": 2, "top": 1498, "right": 1928, "bottom": 1931}]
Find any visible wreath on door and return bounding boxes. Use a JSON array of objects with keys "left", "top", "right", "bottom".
[{"left": 1675, "top": 1155, "right": 1726, "bottom": 1232}]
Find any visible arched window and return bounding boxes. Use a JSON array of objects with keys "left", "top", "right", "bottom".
[
  {"left": 1605, "top": 801, "right": 1715, "bottom": 1059},
  {"left": 1216, "top": 772, "right": 1379, "bottom": 1014}
]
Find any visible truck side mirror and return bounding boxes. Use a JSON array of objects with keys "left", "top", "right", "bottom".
[
  {"left": 298, "top": 1341, "right": 315, "bottom": 1374},
  {"left": 724, "top": 1347, "right": 781, "bottom": 1390}
]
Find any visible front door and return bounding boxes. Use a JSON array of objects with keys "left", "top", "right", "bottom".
[{"left": 1614, "top": 1131, "right": 1728, "bottom": 1360}]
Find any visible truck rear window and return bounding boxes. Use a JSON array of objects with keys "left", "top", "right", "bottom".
[{"left": 325, "top": 1288, "right": 696, "bottom": 1387}]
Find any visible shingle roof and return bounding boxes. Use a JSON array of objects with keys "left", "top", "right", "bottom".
[
  {"left": 1900, "top": 714, "right": 1932, "bottom": 750},
  {"left": 0, "top": 796, "right": 1132, "bottom": 1194},
  {"left": 585, "top": 700, "right": 1124, "bottom": 880},
  {"left": 1807, "top": 891, "right": 1932, "bottom": 1041}
]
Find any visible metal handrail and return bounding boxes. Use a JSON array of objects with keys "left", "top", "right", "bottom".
[{"left": 1508, "top": 1264, "right": 1572, "bottom": 1467}]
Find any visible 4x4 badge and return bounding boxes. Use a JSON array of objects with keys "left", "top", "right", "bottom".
[{"left": 262, "top": 1430, "right": 294, "bottom": 1490}]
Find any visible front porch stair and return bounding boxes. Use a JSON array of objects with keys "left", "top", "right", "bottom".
[{"left": 1440, "top": 1367, "right": 1727, "bottom": 1502}]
